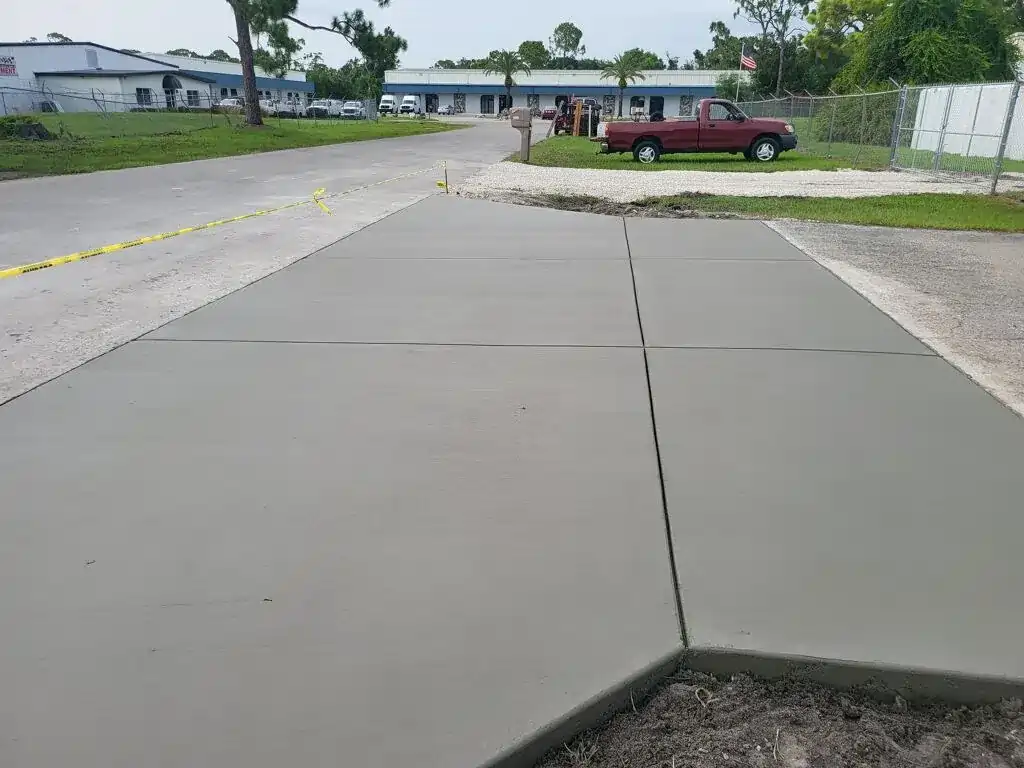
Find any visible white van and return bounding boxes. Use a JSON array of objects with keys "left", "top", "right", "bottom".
[
  {"left": 399, "top": 95, "right": 420, "bottom": 115},
  {"left": 378, "top": 94, "right": 397, "bottom": 115}
]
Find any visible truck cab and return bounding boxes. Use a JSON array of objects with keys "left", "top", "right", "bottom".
[
  {"left": 399, "top": 95, "right": 420, "bottom": 115},
  {"left": 378, "top": 94, "right": 397, "bottom": 115},
  {"left": 596, "top": 99, "right": 797, "bottom": 164}
]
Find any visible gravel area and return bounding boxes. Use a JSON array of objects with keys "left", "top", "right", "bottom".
[{"left": 459, "top": 162, "right": 992, "bottom": 201}]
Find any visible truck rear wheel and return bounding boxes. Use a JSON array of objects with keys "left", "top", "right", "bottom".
[
  {"left": 751, "top": 137, "right": 780, "bottom": 162},
  {"left": 633, "top": 140, "right": 661, "bottom": 164}
]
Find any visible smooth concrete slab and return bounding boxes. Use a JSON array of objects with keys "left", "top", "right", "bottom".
[
  {"left": 322, "top": 195, "right": 629, "bottom": 260},
  {"left": 633, "top": 258, "right": 931, "bottom": 353},
  {"left": 0, "top": 340, "right": 680, "bottom": 768},
  {"left": 625, "top": 218, "right": 810, "bottom": 260},
  {"left": 648, "top": 347, "right": 1024, "bottom": 680},
  {"left": 146, "top": 254, "right": 641, "bottom": 346}
]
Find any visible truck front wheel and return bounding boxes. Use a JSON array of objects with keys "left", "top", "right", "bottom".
[
  {"left": 751, "top": 137, "right": 780, "bottom": 162},
  {"left": 633, "top": 140, "right": 661, "bottom": 164}
]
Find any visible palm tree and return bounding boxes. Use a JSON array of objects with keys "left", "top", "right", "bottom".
[
  {"left": 601, "top": 55, "right": 646, "bottom": 118},
  {"left": 483, "top": 50, "right": 530, "bottom": 113}
]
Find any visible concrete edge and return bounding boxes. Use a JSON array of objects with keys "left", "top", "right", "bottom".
[
  {"left": 478, "top": 647, "right": 686, "bottom": 768},
  {"left": 684, "top": 647, "right": 1024, "bottom": 705}
]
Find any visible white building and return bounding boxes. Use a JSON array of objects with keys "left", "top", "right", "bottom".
[
  {"left": 0, "top": 41, "right": 313, "bottom": 114},
  {"left": 383, "top": 68, "right": 742, "bottom": 116}
]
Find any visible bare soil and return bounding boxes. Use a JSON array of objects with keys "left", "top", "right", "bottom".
[
  {"left": 540, "top": 670, "right": 1024, "bottom": 768},
  {"left": 458, "top": 190, "right": 734, "bottom": 219}
]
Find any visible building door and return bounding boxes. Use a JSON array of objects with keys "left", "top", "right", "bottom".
[
  {"left": 650, "top": 96, "right": 665, "bottom": 118},
  {"left": 425, "top": 93, "right": 438, "bottom": 113},
  {"left": 480, "top": 94, "right": 494, "bottom": 114},
  {"left": 555, "top": 94, "right": 569, "bottom": 113},
  {"left": 498, "top": 94, "right": 512, "bottom": 113}
]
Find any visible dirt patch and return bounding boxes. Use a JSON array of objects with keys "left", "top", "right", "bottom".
[
  {"left": 540, "top": 670, "right": 1024, "bottom": 768},
  {"left": 456, "top": 190, "right": 744, "bottom": 220}
]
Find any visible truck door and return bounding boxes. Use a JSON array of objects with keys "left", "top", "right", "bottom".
[
  {"left": 698, "top": 101, "right": 750, "bottom": 152},
  {"left": 660, "top": 117, "right": 700, "bottom": 151}
]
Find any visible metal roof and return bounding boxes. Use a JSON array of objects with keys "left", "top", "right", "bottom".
[
  {"left": 181, "top": 70, "right": 314, "bottom": 91},
  {"left": 35, "top": 69, "right": 218, "bottom": 83},
  {"left": 0, "top": 41, "right": 174, "bottom": 68}
]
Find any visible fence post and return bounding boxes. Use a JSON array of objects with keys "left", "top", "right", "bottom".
[
  {"left": 889, "top": 85, "right": 907, "bottom": 169},
  {"left": 991, "top": 79, "right": 1022, "bottom": 195},
  {"left": 826, "top": 89, "right": 839, "bottom": 157},
  {"left": 932, "top": 85, "right": 955, "bottom": 172}
]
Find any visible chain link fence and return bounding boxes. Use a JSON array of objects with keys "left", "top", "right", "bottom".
[
  {"left": 737, "top": 80, "right": 1024, "bottom": 191},
  {"left": 0, "top": 84, "right": 392, "bottom": 140}
]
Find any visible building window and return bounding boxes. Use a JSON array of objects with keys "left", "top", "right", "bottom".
[
  {"left": 135, "top": 88, "right": 153, "bottom": 106},
  {"left": 480, "top": 94, "right": 494, "bottom": 114},
  {"left": 221, "top": 87, "right": 228, "bottom": 97},
  {"left": 603, "top": 94, "right": 616, "bottom": 115},
  {"left": 186, "top": 90, "right": 200, "bottom": 107},
  {"left": 629, "top": 96, "right": 645, "bottom": 110},
  {"left": 230, "top": 88, "right": 238, "bottom": 97},
  {"left": 527, "top": 94, "right": 540, "bottom": 109},
  {"left": 454, "top": 93, "right": 466, "bottom": 113},
  {"left": 679, "top": 95, "right": 695, "bottom": 116}
]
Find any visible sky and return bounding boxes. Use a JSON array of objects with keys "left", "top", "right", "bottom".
[{"left": 8, "top": 0, "right": 759, "bottom": 69}]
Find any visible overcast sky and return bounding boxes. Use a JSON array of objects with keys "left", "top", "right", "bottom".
[{"left": 8, "top": 0, "right": 757, "bottom": 68}]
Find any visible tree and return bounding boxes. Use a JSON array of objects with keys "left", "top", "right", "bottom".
[
  {"left": 223, "top": 0, "right": 406, "bottom": 126},
  {"left": 549, "top": 21, "right": 585, "bottom": 59},
  {"left": 621, "top": 48, "right": 666, "bottom": 69},
  {"left": 518, "top": 40, "right": 550, "bottom": 69},
  {"left": 207, "top": 48, "right": 240, "bottom": 62},
  {"left": 734, "top": 0, "right": 808, "bottom": 94},
  {"left": 166, "top": 48, "right": 200, "bottom": 57},
  {"left": 601, "top": 54, "right": 646, "bottom": 116},
  {"left": 693, "top": 21, "right": 755, "bottom": 70},
  {"left": 805, "top": 0, "right": 887, "bottom": 56},
  {"left": 483, "top": 49, "right": 530, "bottom": 110},
  {"left": 46, "top": 32, "right": 73, "bottom": 43},
  {"left": 665, "top": 52, "right": 681, "bottom": 70},
  {"left": 433, "top": 59, "right": 457, "bottom": 68},
  {"left": 1009, "top": 0, "right": 1024, "bottom": 26},
  {"left": 838, "top": 0, "right": 1019, "bottom": 86},
  {"left": 716, "top": 73, "right": 759, "bottom": 101}
]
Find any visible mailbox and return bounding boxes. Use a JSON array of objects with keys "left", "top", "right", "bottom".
[{"left": 510, "top": 107, "right": 533, "bottom": 129}]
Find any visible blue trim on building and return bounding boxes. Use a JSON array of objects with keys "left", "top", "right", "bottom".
[
  {"left": 181, "top": 70, "right": 314, "bottom": 92},
  {"left": 384, "top": 83, "right": 716, "bottom": 97}
]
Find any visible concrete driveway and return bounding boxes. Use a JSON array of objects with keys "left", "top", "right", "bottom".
[
  {"left": 3, "top": 196, "right": 1024, "bottom": 768},
  {"left": 0, "top": 121, "right": 534, "bottom": 404}
]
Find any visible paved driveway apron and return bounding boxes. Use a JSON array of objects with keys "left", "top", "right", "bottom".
[{"left": 2, "top": 198, "right": 1024, "bottom": 768}]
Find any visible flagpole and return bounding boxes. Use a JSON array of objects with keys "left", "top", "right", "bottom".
[{"left": 736, "top": 45, "right": 743, "bottom": 102}]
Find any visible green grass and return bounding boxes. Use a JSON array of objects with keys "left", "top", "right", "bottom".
[
  {"left": 521, "top": 119, "right": 1024, "bottom": 174},
  {"left": 521, "top": 135, "right": 860, "bottom": 172},
  {"left": 634, "top": 192, "right": 1024, "bottom": 232},
  {"left": 0, "top": 112, "right": 460, "bottom": 176}
]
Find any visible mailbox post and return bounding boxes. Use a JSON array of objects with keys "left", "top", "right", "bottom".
[{"left": 510, "top": 107, "right": 532, "bottom": 163}]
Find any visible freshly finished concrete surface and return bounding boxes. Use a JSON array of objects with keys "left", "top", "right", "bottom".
[
  {"left": 329, "top": 195, "right": 629, "bottom": 260},
  {"left": 0, "top": 340, "right": 681, "bottom": 768},
  {"left": 769, "top": 221, "right": 1024, "bottom": 417},
  {"left": 146, "top": 254, "right": 640, "bottom": 346},
  {"left": 1, "top": 122, "right": 531, "bottom": 405},
  {"left": 625, "top": 218, "right": 810, "bottom": 261},
  {"left": 648, "top": 348, "right": 1024, "bottom": 680},
  {"left": 632, "top": 258, "right": 930, "bottom": 353}
]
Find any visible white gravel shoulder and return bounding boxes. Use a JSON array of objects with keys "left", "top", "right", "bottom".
[{"left": 459, "top": 162, "right": 988, "bottom": 202}]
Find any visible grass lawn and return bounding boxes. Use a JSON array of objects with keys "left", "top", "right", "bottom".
[
  {"left": 0, "top": 112, "right": 460, "bottom": 176},
  {"left": 633, "top": 192, "right": 1024, "bottom": 232},
  {"left": 520, "top": 135, "right": 862, "bottom": 172}
]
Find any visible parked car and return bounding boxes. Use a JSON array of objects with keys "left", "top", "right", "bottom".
[
  {"left": 217, "top": 98, "right": 244, "bottom": 113},
  {"left": 438, "top": 104, "right": 455, "bottom": 115},
  {"left": 594, "top": 98, "right": 797, "bottom": 164},
  {"left": 399, "top": 94, "right": 420, "bottom": 114},
  {"left": 307, "top": 99, "right": 343, "bottom": 118},
  {"left": 258, "top": 99, "right": 278, "bottom": 116},
  {"left": 378, "top": 94, "right": 397, "bottom": 115},
  {"left": 541, "top": 106, "right": 557, "bottom": 120},
  {"left": 340, "top": 101, "right": 367, "bottom": 119},
  {"left": 276, "top": 100, "right": 303, "bottom": 118}
]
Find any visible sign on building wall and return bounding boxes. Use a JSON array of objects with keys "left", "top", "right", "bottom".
[{"left": 0, "top": 56, "right": 18, "bottom": 77}]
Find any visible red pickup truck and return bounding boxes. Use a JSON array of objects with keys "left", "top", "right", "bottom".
[{"left": 594, "top": 98, "right": 797, "bottom": 164}]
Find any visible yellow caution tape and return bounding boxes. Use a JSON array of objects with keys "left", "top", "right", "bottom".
[{"left": 0, "top": 164, "right": 446, "bottom": 281}]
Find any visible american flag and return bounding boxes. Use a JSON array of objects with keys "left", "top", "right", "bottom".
[{"left": 740, "top": 47, "right": 757, "bottom": 71}]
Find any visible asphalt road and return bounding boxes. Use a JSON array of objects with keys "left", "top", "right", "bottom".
[{"left": 0, "top": 120, "right": 536, "bottom": 404}]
